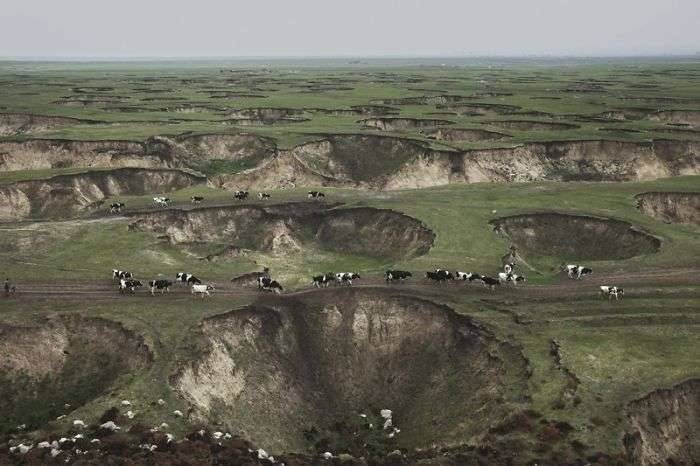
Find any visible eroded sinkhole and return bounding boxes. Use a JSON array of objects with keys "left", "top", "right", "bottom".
[
  {"left": 490, "top": 213, "right": 661, "bottom": 260},
  {"left": 171, "top": 290, "right": 531, "bottom": 452},
  {"left": 635, "top": 192, "right": 700, "bottom": 225},
  {"left": 129, "top": 203, "right": 435, "bottom": 259},
  {"left": 425, "top": 127, "right": 509, "bottom": 142},
  {"left": 0, "top": 316, "right": 152, "bottom": 433}
]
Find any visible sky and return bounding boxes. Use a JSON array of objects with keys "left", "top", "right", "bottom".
[{"left": 1, "top": 0, "right": 699, "bottom": 58}]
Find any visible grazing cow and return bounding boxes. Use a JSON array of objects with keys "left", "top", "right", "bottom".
[
  {"left": 455, "top": 271, "right": 481, "bottom": 282},
  {"left": 112, "top": 269, "right": 132, "bottom": 280},
  {"left": 565, "top": 264, "right": 593, "bottom": 280},
  {"left": 257, "top": 192, "right": 271, "bottom": 200},
  {"left": 191, "top": 196, "right": 204, "bottom": 204},
  {"left": 385, "top": 270, "right": 412, "bottom": 282},
  {"left": 149, "top": 279, "right": 172, "bottom": 295},
  {"left": 191, "top": 284, "right": 215, "bottom": 298},
  {"left": 480, "top": 276, "right": 500, "bottom": 290},
  {"left": 119, "top": 279, "right": 142, "bottom": 294},
  {"left": 175, "top": 272, "right": 202, "bottom": 286},
  {"left": 312, "top": 273, "right": 335, "bottom": 288},
  {"left": 234, "top": 191, "right": 249, "bottom": 201},
  {"left": 258, "top": 277, "right": 283, "bottom": 293},
  {"left": 426, "top": 270, "right": 454, "bottom": 282},
  {"left": 498, "top": 272, "right": 526, "bottom": 285},
  {"left": 109, "top": 202, "right": 125, "bottom": 214},
  {"left": 600, "top": 285, "right": 624, "bottom": 300},
  {"left": 153, "top": 197, "right": 171, "bottom": 208},
  {"left": 336, "top": 272, "right": 360, "bottom": 286},
  {"left": 308, "top": 191, "right": 325, "bottom": 199}
]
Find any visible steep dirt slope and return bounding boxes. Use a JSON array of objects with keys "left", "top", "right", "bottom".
[{"left": 635, "top": 192, "right": 700, "bottom": 225}]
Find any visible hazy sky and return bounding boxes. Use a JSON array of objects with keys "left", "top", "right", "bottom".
[{"left": 2, "top": 0, "right": 699, "bottom": 58}]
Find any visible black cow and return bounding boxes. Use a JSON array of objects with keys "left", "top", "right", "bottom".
[
  {"left": 566, "top": 264, "right": 593, "bottom": 280},
  {"left": 308, "top": 191, "right": 325, "bottom": 199},
  {"left": 312, "top": 273, "right": 335, "bottom": 288},
  {"left": 191, "top": 196, "right": 204, "bottom": 204},
  {"left": 175, "top": 272, "right": 202, "bottom": 286},
  {"left": 109, "top": 202, "right": 125, "bottom": 214},
  {"left": 385, "top": 270, "right": 412, "bottom": 282},
  {"left": 426, "top": 270, "right": 454, "bottom": 282},
  {"left": 257, "top": 192, "right": 271, "bottom": 200},
  {"left": 149, "top": 279, "right": 172, "bottom": 295},
  {"left": 480, "top": 276, "right": 500, "bottom": 290},
  {"left": 119, "top": 279, "right": 142, "bottom": 294},
  {"left": 234, "top": 191, "right": 249, "bottom": 201},
  {"left": 258, "top": 276, "right": 283, "bottom": 293}
]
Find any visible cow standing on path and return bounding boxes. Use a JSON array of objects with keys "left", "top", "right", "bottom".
[{"left": 4, "top": 278, "right": 16, "bottom": 297}]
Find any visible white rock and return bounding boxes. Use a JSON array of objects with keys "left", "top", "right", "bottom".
[
  {"left": 166, "top": 433, "right": 175, "bottom": 443},
  {"left": 58, "top": 437, "right": 70, "bottom": 444},
  {"left": 126, "top": 410, "right": 136, "bottom": 419},
  {"left": 18, "top": 443, "right": 33, "bottom": 454},
  {"left": 121, "top": 400, "right": 131, "bottom": 407},
  {"left": 160, "top": 422, "right": 169, "bottom": 429},
  {"left": 213, "top": 431, "right": 224, "bottom": 440},
  {"left": 380, "top": 409, "right": 392, "bottom": 419},
  {"left": 322, "top": 451, "right": 334, "bottom": 459},
  {"left": 73, "top": 420, "right": 86, "bottom": 428},
  {"left": 257, "top": 448, "right": 269, "bottom": 459},
  {"left": 38, "top": 441, "right": 52, "bottom": 449},
  {"left": 73, "top": 434, "right": 84, "bottom": 440},
  {"left": 56, "top": 415, "right": 67, "bottom": 420},
  {"left": 90, "top": 439, "right": 100, "bottom": 443},
  {"left": 172, "top": 410, "right": 183, "bottom": 417},
  {"left": 50, "top": 448, "right": 61, "bottom": 457},
  {"left": 157, "top": 399, "right": 166, "bottom": 406}
]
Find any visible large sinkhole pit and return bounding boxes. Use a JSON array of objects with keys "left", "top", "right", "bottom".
[
  {"left": 490, "top": 213, "right": 661, "bottom": 260},
  {"left": 360, "top": 117, "right": 454, "bottom": 131},
  {"left": 635, "top": 192, "right": 700, "bottom": 225},
  {"left": 0, "top": 316, "right": 152, "bottom": 433},
  {"left": 0, "top": 168, "right": 205, "bottom": 221},
  {"left": 128, "top": 203, "right": 435, "bottom": 259},
  {"left": 171, "top": 289, "right": 531, "bottom": 452},
  {"left": 624, "top": 379, "right": 700, "bottom": 466}
]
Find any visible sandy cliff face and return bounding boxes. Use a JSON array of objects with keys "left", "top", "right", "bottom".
[{"left": 635, "top": 192, "right": 700, "bottom": 225}]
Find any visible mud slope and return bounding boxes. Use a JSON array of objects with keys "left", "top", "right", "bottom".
[
  {"left": 648, "top": 110, "right": 700, "bottom": 127},
  {"left": 129, "top": 203, "right": 434, "bottom": 259},
  {"left": 486, "top": 120, "right": 579, "bottom": 131},
  {"left": 635, "top": 192, "right": 700, "bottom": 225},
  {"left": 0, "top": 316, "right": 151, "bottom": 432},
  {"left": 172, "top": 290, "right": 530, "bottom": 452},
  {"left": 0, "top": 113, "right": 84, "bottom": 136},
  {"left": 0, "top": 168, "right": 205, "bottom": 220},
  {"left": 425, "top": 127, "right": 509, "bottom": 142},
  {"left": 361, "top": 117, "right": 454, "bottom": 131},
  {"left": 213, "top": 134, "right": 447, "bottom": 190},
  {"left": 0, "top": 138, "right": 177, "bottom": 171},
  {"left": 624, "top": 379, "right": 700, "bottom": 466},
  {"left": 491, "top": 213, "right": 660, "bottom": 260}
]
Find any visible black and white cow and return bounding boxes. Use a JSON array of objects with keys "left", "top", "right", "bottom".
[
  {"left": 565, "top": 264, "right": 593, "bottom": 280},
  {"left": 119, "top": 279, "right": 142, "bottom": 294},
  {"left": 258, "top": 277, "right": 283, "bottom": 293},
  {"left": 336, "top": 272, "right": 360, "bottom": 286},
  {"left": 498, "top": 272, "right": 526, "bottom": 285},
  {"left": 455, "top": 272, "right": 481, "bottom": 282},
  {"left": 480, "top": 276, "right": 500, "bottom": 290},
  {"left": 191, "top": 196, "right": 204, "bottom": 204},
  {"left": 385, "top": 270, "right": 412, "bottom": 282},
  {"left": 153, "top": 197, "right": 171, "bottom": 208},
  {"left": 234, "top": 191, "right": 249, "bottom": 201},
  {"left": 109, "top": 202, "right": 125, "bottom": 214},
  {"left": 112, "top": 269, "right": 132, "bottom": 280},
  {"left": 308, "top": 191, "right": 325, "bottom": 199},
  {"left": 600, "top": 285, "right": 624, "bottom": 300},
  {"left": 257, "top": 192, "right": 271, "bottom": 200},
  {"left": 312, "top": 273, "right": 335, "bottom": 288},
  {"left": 426, "top": 270, "right": 454, "bottom": 282},
  {"left": 149, "top": 279, "right": 172, "bottom": 295},
  {"left": 175, "top": 273, "right": 202, "bottom": 286}
]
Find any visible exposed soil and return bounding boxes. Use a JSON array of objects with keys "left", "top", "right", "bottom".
[
  {"left": 0, "top": 316, "right": 151, "bottom": 433},
  {"left": 226, "top": 108, "right": 307, "bottom": 124},
  {"left": 486, "top": 120, "right": 580, "bottom": 131},
  {"left": 624, "top": 379, "right": 700, "bottom": 466},
  {"left": 361, "top": 118, "right": 454, "bottom": 131},
  {"left": 0, "top": 113, "right": 85, "bottom": 136},
  {"left": 635, "top": 192, "right": 700, "bottom": 225},
  {"left": 128, "top": 203, "right": 434, "bottom": 259},
  {"left": 370, "top": 94, "right": 472, "bottom": 106},
  {"left": 172, "top": 289, "right": 530, "bottom": 452},
  {"left": 437, "top": 103, "right": 520, "bottom": 116},
  {"left": 0, "top": 168, "right": 204, "bottom": 220},
  {"left": 648, "top": 110, "right": 700, "bottom": 128},
  {"left": 490, "top": 212, "right": 661, "bottom": 260},
  {"left": 424, "top": 127, "right": 510, "bottom": 142}
]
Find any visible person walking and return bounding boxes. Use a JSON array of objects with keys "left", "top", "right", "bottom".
[{"left": 4, "top": 278, "right": 10, "bottom": 297}]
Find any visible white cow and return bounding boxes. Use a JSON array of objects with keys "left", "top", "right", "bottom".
[{"left": 192, "top": 284, "right": 215, "bottom": 298}]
